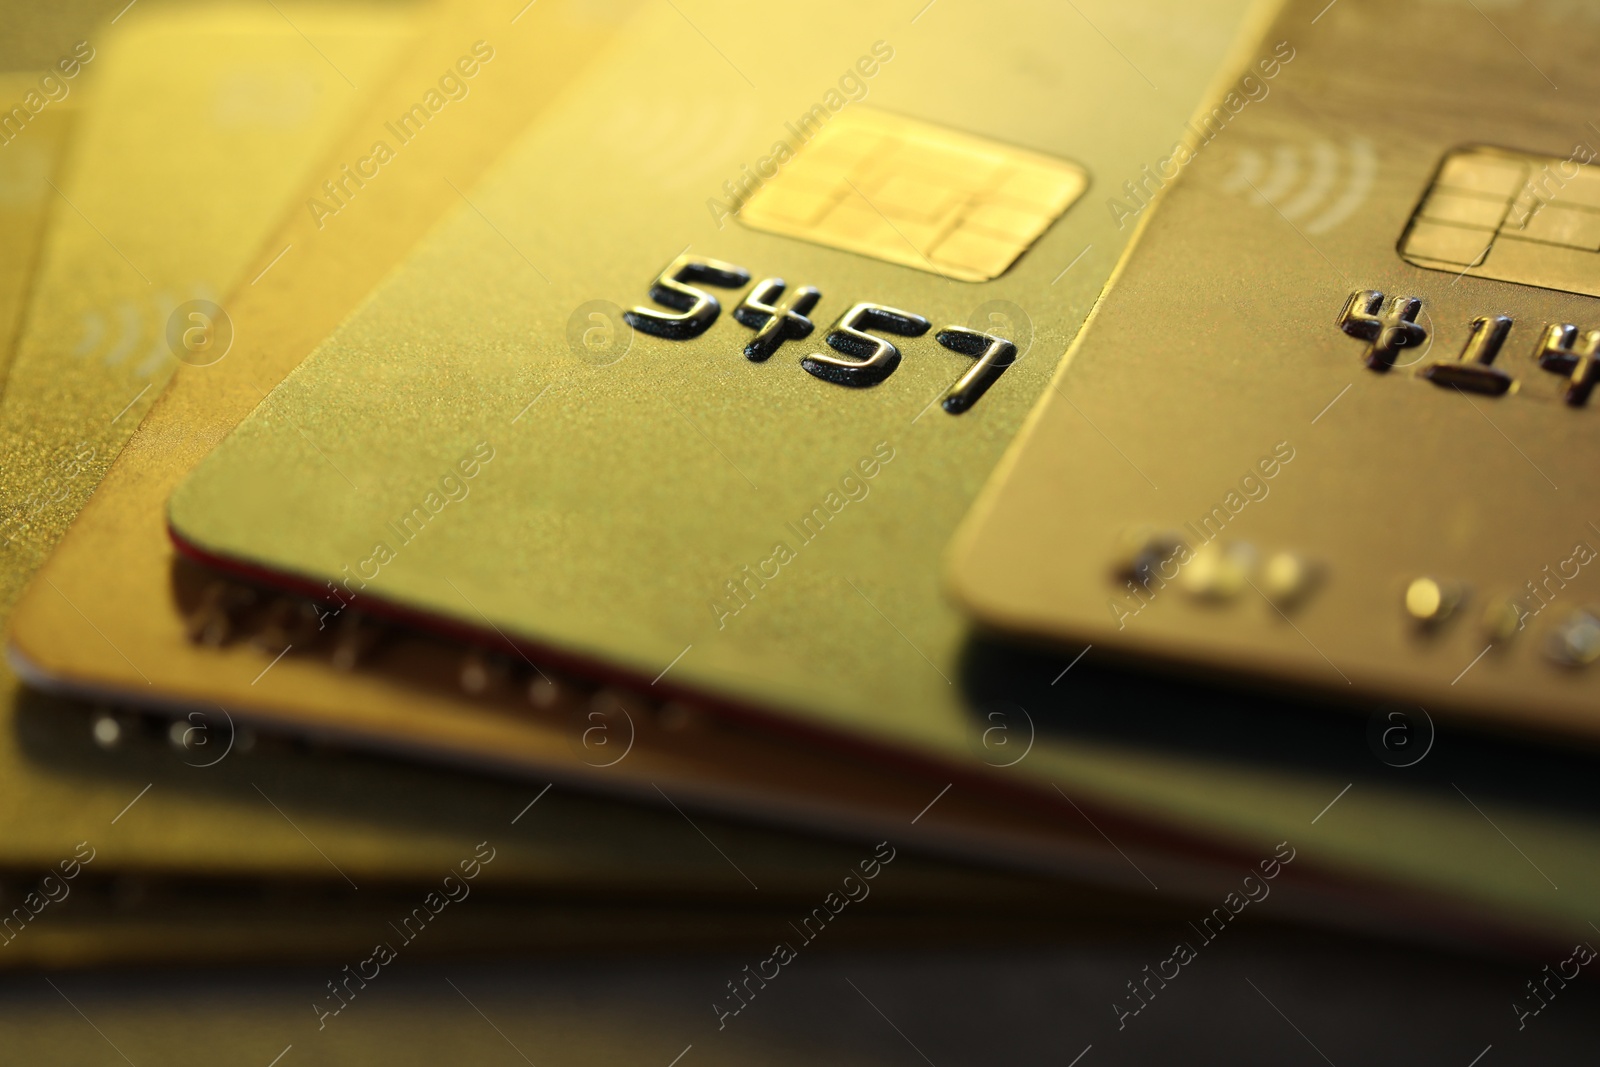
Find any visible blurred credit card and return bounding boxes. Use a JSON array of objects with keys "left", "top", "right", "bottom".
[
  {"left": 0, "top": 2, "right": 432, "bottom": 895},
  {"left": 0, "top": 1, "right": 437, "bottom": 889},
  {"left": 0, "top": 74, "right": 68, "bottom": 397},
  {"left": 0, "top": 1, "right": 417, "bottom": 580},
  {"left": 948, "top": 0, "right": 1600, "bottom": 740}
]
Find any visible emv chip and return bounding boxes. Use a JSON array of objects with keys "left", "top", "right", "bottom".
[
  {"left": 1400, "top": 145, "right": 1600, "bottom": 298},
  {"left": 738, "top": 108, "right": 1087, "bottom": 282}
]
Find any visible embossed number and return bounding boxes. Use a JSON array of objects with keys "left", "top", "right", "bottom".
[
  {"left": 624, "top": 254, "right": 751, "bottom": 340},
  {"left": 1534, "top": 323, "right": 1600, "bottom": 406},
  {"left": 802, "top": 303, "right": 930, "bottom": 388},
  {"left": 733, "top": 277, "right": 821, "bottom": 362},
  {"left": 935, "top": 326, "right": 1017, "bottom": 414}
]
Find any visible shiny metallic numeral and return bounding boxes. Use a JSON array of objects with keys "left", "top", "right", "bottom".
[
  {"left": 802, "top": 302, "right": 929, "bottom": 387},
  {"left": 1534, "top": 323, "right": 1600, "bottom": 406},
  {"left": 624, "top": 254, "right": 751, "bottom": 340},
  {"left": 1339, "top": 289, "right": 1427, "bottom": 371},
  {"left": 733, "top": 277, "right": 821, "bottom": 362},
  {"left": 1421, "top": 314, "right": 1513, "bottom": 396},
  {"left": 935, "top": 326, "right": 1017, "bottom": 413}
]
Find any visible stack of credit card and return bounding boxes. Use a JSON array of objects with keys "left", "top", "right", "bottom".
[{"left": 2, "top": 0, "right": 1597, "bottom": 1045}]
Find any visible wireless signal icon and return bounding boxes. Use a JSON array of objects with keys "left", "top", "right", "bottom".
[{"left": 1220, "top": 137, "right": 1376, "bottom": 235}]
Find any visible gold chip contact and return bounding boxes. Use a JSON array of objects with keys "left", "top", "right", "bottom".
[
  {"left": 1400, "top": 144, "right": 1600, "bottom": 298},
  {"left": 737, "top": 109, "right": 1087, "bottom": 283}
]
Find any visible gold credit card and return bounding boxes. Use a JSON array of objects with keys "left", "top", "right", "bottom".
[
  {"left": 21, "top": 0, "right": 1600, "bottom": 940},
  {"left": 7, "top": 0, "right": 1185, "bottom": 917},
  {"left": 947, "top": 0, "right": 1600, "bottom": 740},
  {"left": 0, "top": 1, "right": 416, "bottom": 577},
  {"left": 163, "top": 0, "right": 1263, "bottom": 715},
  {"left": 162, "top": 0, "right": 1266, "bottom": 752},
  {"left": 0, "top": 0, "right": 446, "bottom": 888},
  {"left": 0, "top": 0, "right": 999, "bottom": 949},
  {"left": 0, "top": 3, "right": 448, "bottom": 884},
  {"left": 137, "top": 0, "right": 1600, "bottom": 945},
  {"left": 13, "top": 0, "right": 1362, "bottom": 919},
  {"left": 0, "top": 74, "right": 69, "bottom": 399}
]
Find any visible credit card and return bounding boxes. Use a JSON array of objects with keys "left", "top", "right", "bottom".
[
  {"left": 5, "top": 0, "right": 1195, "bottom": 931},
  {"left": 0, "top": 0, "right": 959, "bottom": 945},
  {"left": 163, "top": 2, "right": 1263, "bottom": 717},
  {"left": 145, "top": 0, "right": 1600, "bottom": 946},
  {"left": 0, "top": 0, "right": 431, "bottom": 891},
  {"left": 17, "top": 0, "right": 1358, "bottom": 919},
  {"left": 0, "top": 1, "right": 416, "bottom": 579},
  {"left": 0, "top": 75, "right": 68, "bottom": 397},
  {"left": 947, "top": 0, "right": 1600, "bottom": 740},
  {"left": 37, "top": 0, "right": 1600, "bottom": 940}
]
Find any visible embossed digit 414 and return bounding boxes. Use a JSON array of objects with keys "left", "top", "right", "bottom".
[{"left": 1337, "top": 288, "right": 1600, "bottom": 408}]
